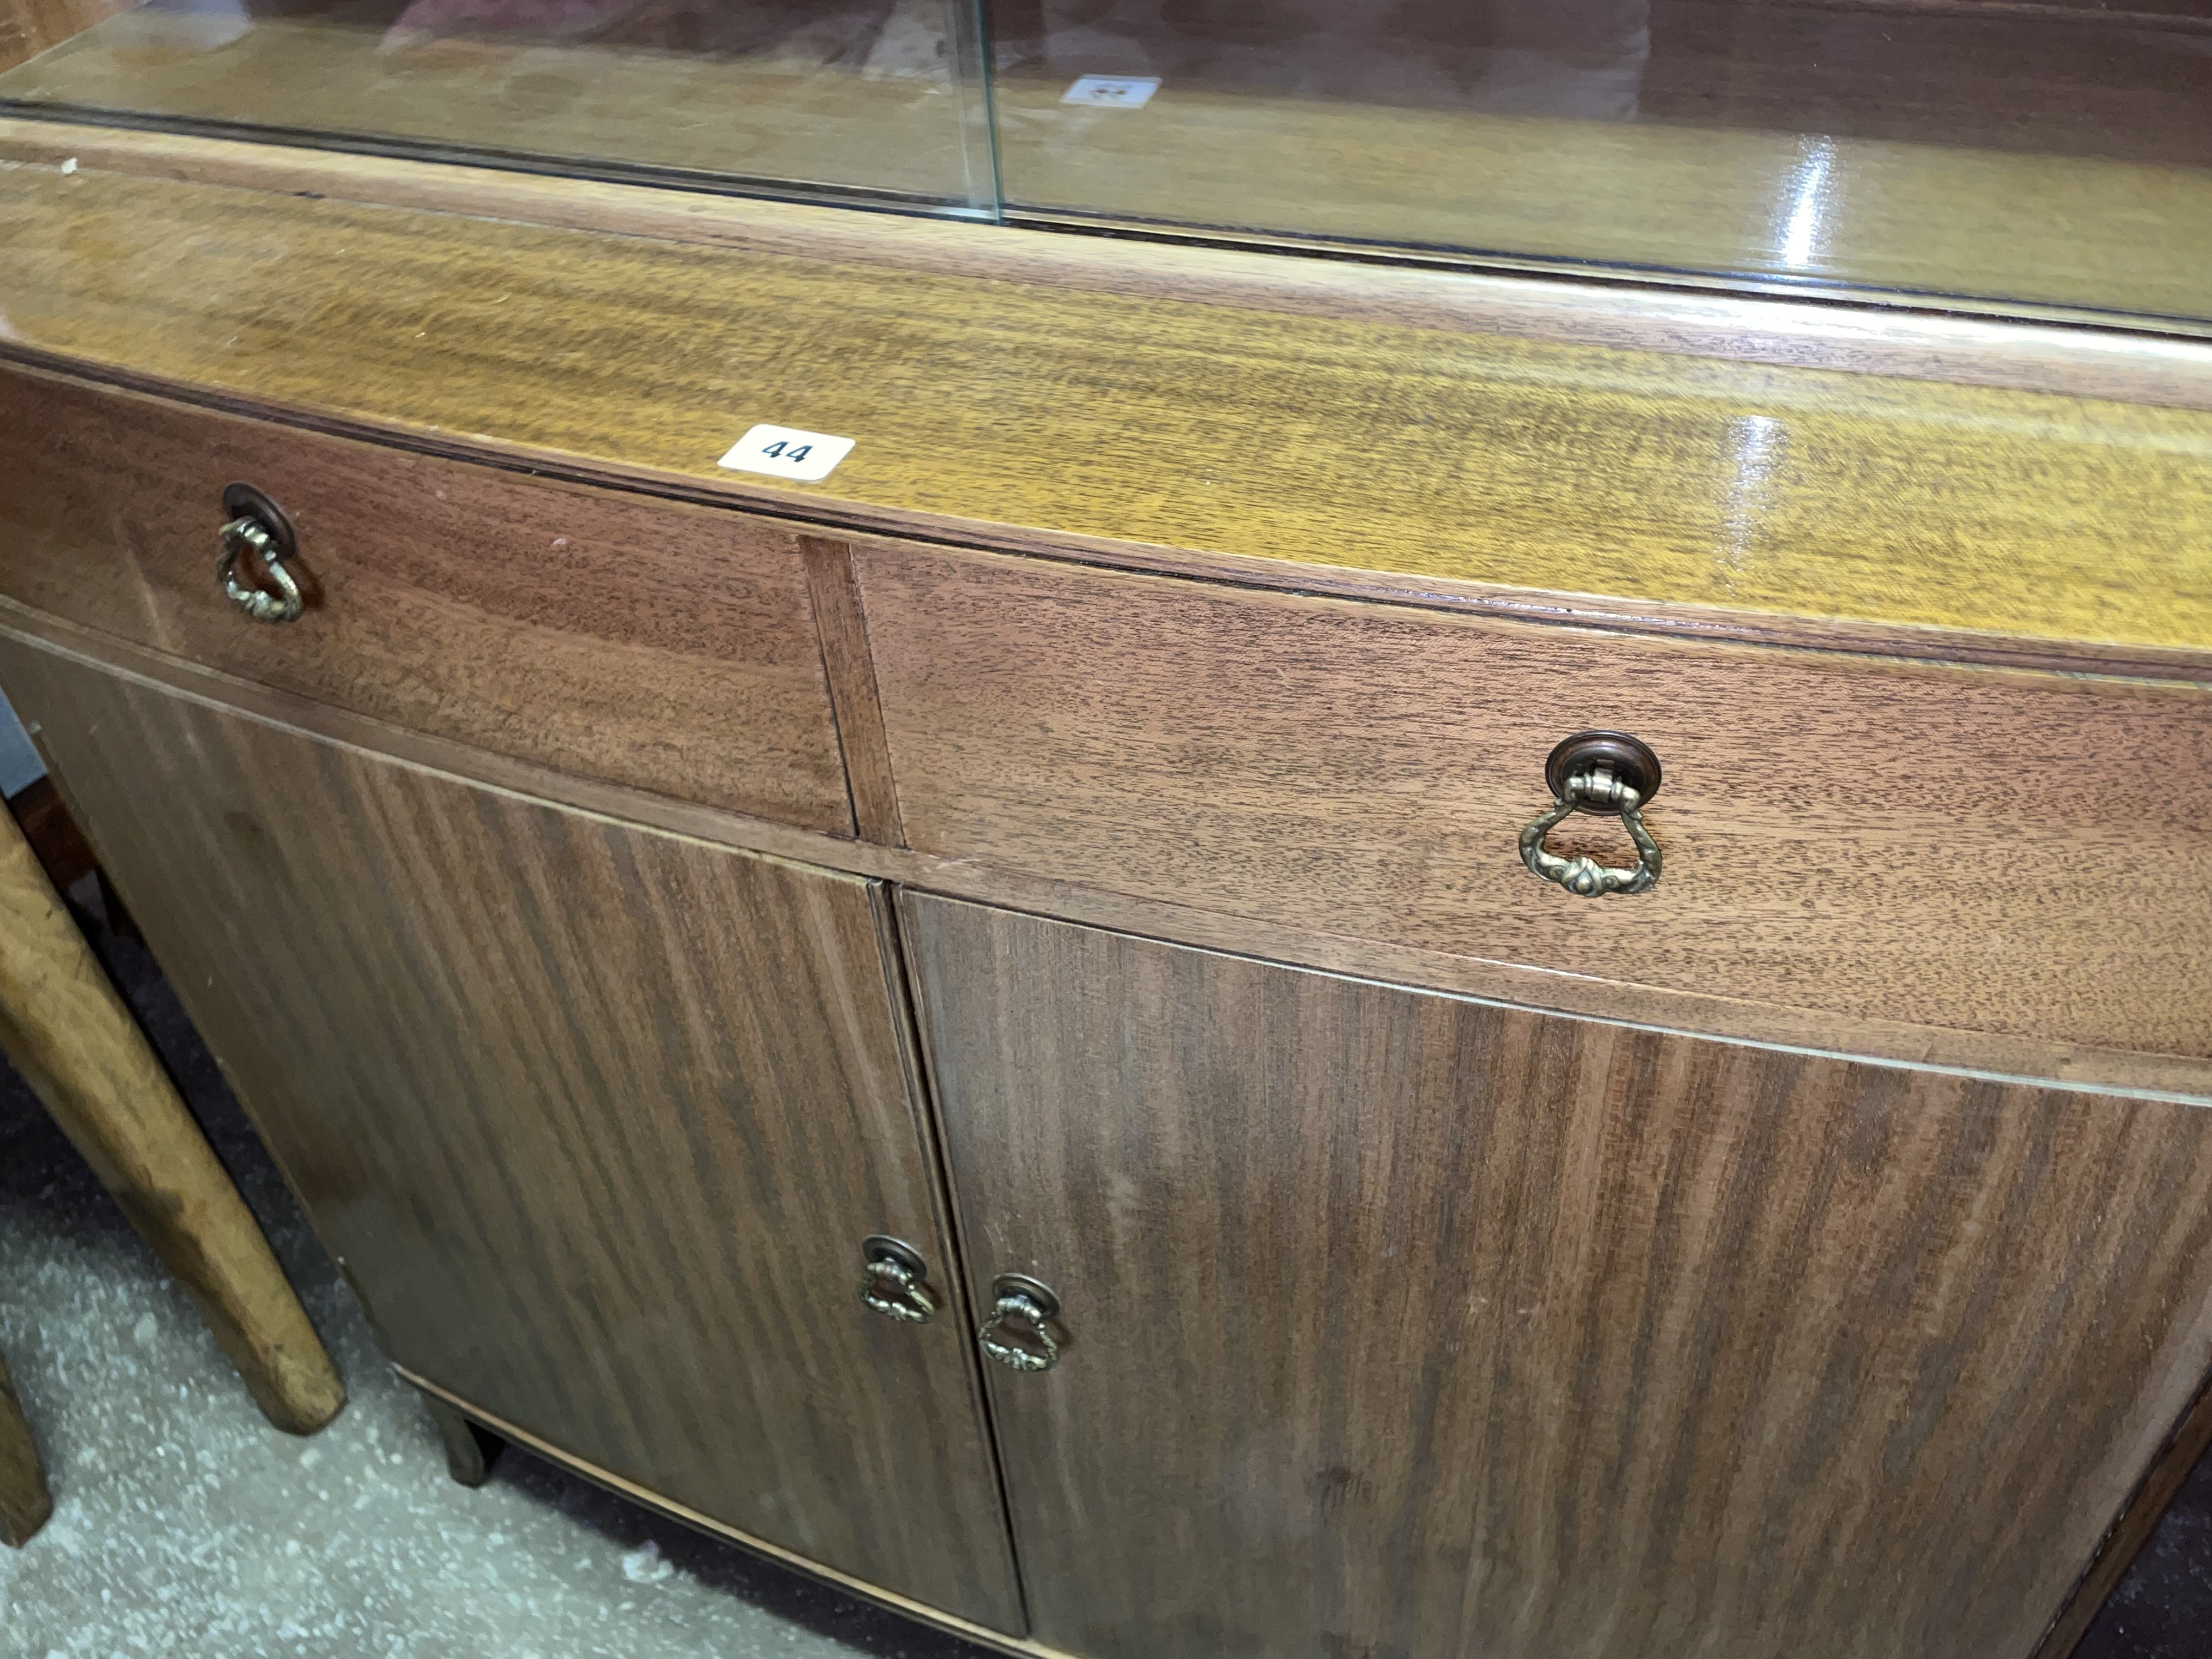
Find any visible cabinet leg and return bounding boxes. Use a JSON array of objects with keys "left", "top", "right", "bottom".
[
  {"left": 421, "top": 1393, "right": 503, "bottom": 1488},
  {"left": 0, "top": 804, "right": 346, "bottom": 1436},
  {"left": 0, "top": 1351, "right": 53, "bottom": 1548},
  {"left": 93, "top": 868, "right": 141, "bottom": 943}
]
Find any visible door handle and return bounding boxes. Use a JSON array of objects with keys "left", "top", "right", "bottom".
[
  {"left": 857, "top": 1235, "right": 940, "bottom": 1325},
  {"left": 978, "top": 1273, "right": 1063, "bottom": 1373}
]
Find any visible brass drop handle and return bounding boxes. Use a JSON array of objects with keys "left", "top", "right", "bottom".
[
  {"left": 217, "top": 483, "right": 304, "bottom": 625},
  {"left": 1520, "top": 731, "right": 1664, "bottom": 897},
  {"left": 857, "top": 1235, "right": 939, "bottom": 1325},
  {"left": 978, "top": 1274, "right": 1062, "bottom": 1373}
]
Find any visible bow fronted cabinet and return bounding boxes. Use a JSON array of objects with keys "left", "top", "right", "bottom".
[{"left": 2, "top": 126, "right": 2210, "bottom": 1659}]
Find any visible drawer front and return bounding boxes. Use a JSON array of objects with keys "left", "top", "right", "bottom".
[
  {"left": 0, "top": 366, "right": 852, "bottom": 833},
  {"left": 855, "top": 540, "right": 2212, "bottom": 1058}
]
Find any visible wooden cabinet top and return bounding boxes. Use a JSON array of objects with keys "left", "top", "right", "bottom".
[{"left": 2, "top": 120, "right": 2210, "bottom": 682}]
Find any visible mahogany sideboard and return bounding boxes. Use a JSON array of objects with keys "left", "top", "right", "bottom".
[{"left": 2, "top": 122, "right": 2210, "bottom": 1659}]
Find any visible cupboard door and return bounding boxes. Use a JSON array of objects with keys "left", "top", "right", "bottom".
[
  {"left": 0, "top": 644, "right": 1023, "bottom": 1633},
  {"left": 901, "top": 893, "right": 2212, "bottom": 1659}
]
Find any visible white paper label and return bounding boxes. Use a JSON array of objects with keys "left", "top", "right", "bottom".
[
  {"left": 718, "top": 425, "right": 855, "bottom": 483},
  {"left": 1062, "top": 75, "right": 1161, "bottom": 108}
]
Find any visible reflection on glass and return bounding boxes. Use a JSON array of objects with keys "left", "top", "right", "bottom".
[
  {"left": 989, "top": 0, "right": 2212, "bottom": 326},
  {"left": 992, "top": 0, "right": 1653, "bottom": 116},
  {"left": 1773, "top": 137, "right": 1836, "bottom": 273},
  {"left": 7, "top": 0, "right": 2212, "bottom": 326},
  {"left": 0, "top": 0, "right": 997, "bottom": 211},
  {"left": 1719, "top": 411, "right": 1786, "bottom": 575},
  {"left": 1466, "top": 0, "right": 1649, "bottom": 122}
]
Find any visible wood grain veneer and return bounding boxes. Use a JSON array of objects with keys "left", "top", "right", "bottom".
[
  {"left": 856, "top": 540, "right": 2212, "bottom": 1059},
  {"left": 7, "top": 119, "right": 2210, "bottom": 417},
  {"left": 10, "top": 591, "right": 2208, "bottom": 1099},
  {"left": 0, "top": 642, "right": 1024, "bottom": 1633},
  {"left": 903, "top": 894, "right": 2212, "bottom": 1659},
  {"left": 3, "top": 161, "right": 2212, "bottom": 674},
  {"left": 0, "top": 362, "right": 854, "bottom": 832}
]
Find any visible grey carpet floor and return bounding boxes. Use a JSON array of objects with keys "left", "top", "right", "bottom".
[{"left": 1, "top": 892, "right": 2207, "bottom": 1658}]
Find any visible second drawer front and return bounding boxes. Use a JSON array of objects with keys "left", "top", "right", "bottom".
[
  {"left": 0, "top": 367, "right": 853, "bottom": 833},
  {"left": 854, "top": 540, "right": 2212, "bottom": 1058}
]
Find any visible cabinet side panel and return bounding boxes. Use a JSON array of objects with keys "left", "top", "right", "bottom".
[
  {"left": 0, "top": 641, "right": 1023, "bottom": 1633},
  {"left": 904, "top": 892, "right": 2212, "bottom": 1659}
]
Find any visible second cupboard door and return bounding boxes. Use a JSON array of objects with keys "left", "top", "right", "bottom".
[
  {"left": 0, "top": 643, "right": 1023, "bottom": 1633},
  {"left": 901, "top": 893, "right": 2212, "bottom": 1659}
]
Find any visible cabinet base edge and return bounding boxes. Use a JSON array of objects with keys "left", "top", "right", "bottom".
[
  {"left": 2029, "top": 1364, "right": 2212, "bottom": 1659},
  {"left": 393, "top": 1367, "right": 1056, "bottom": 1659}
]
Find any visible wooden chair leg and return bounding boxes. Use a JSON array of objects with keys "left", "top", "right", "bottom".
[
  {"left": 0, "top": 802, "right": 346, "bottom": 1436},
  {"left": 0, "top": 1350, "right": 53, "bottom": 1547},
  {"left": 420, "top": 1392, "right": 503, "bottom": 1488}
]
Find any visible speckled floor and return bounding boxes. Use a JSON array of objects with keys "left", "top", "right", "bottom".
[{"left": 1, "top": 890, "right": 2208, "bottom": 1659}]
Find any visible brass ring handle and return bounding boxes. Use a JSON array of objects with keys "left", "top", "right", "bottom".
[
  {"left": 218, "top": 515, "right": 303, "bottom": 624},
  {"left": 1519, "top": 731, "right": 1664, "bottom": 898},
  {"left": 216, "top": 484, "right": 304, "bottom": 625},
  {"left": 857, "top": 1235, "right": 939, "bottom": 1325},
  {"left": 978, "top": 1274, "right": 1062, "bottom": 1373}
]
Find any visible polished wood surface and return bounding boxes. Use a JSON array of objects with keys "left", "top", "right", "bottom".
[
  {"left": 8, "top": 119, "right": 2209, "bottom": 418},
  {"left": 903, "top": 894, "right": 2212, "bottom": 1659},
  {"left": 13, "top": 590, "right": 2207, "bottom": 1099},
  {"left": 3, "top": 162, "right": 2212, "bottom": 673},
  {"left": 0, "top": 769, "right": 345, "bottom": 1435},
  {"left": 0, "top": 0, "right": 120, "bottom": 74},
  {"left": 0, "top": 643, "right": 1024, "bottom": 1632},
  {"left": 858, "top": 541, "right": 2212, "bottom": 1058},
  {"left": 0, "top": 74, "right": 2202, "bottom": 1655},
  {"left": 0, "top": 363, "right": 854, "bottom": 832},
  {"left": 0, "top": 1350, "right": 52, "bottom": 1548}
]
